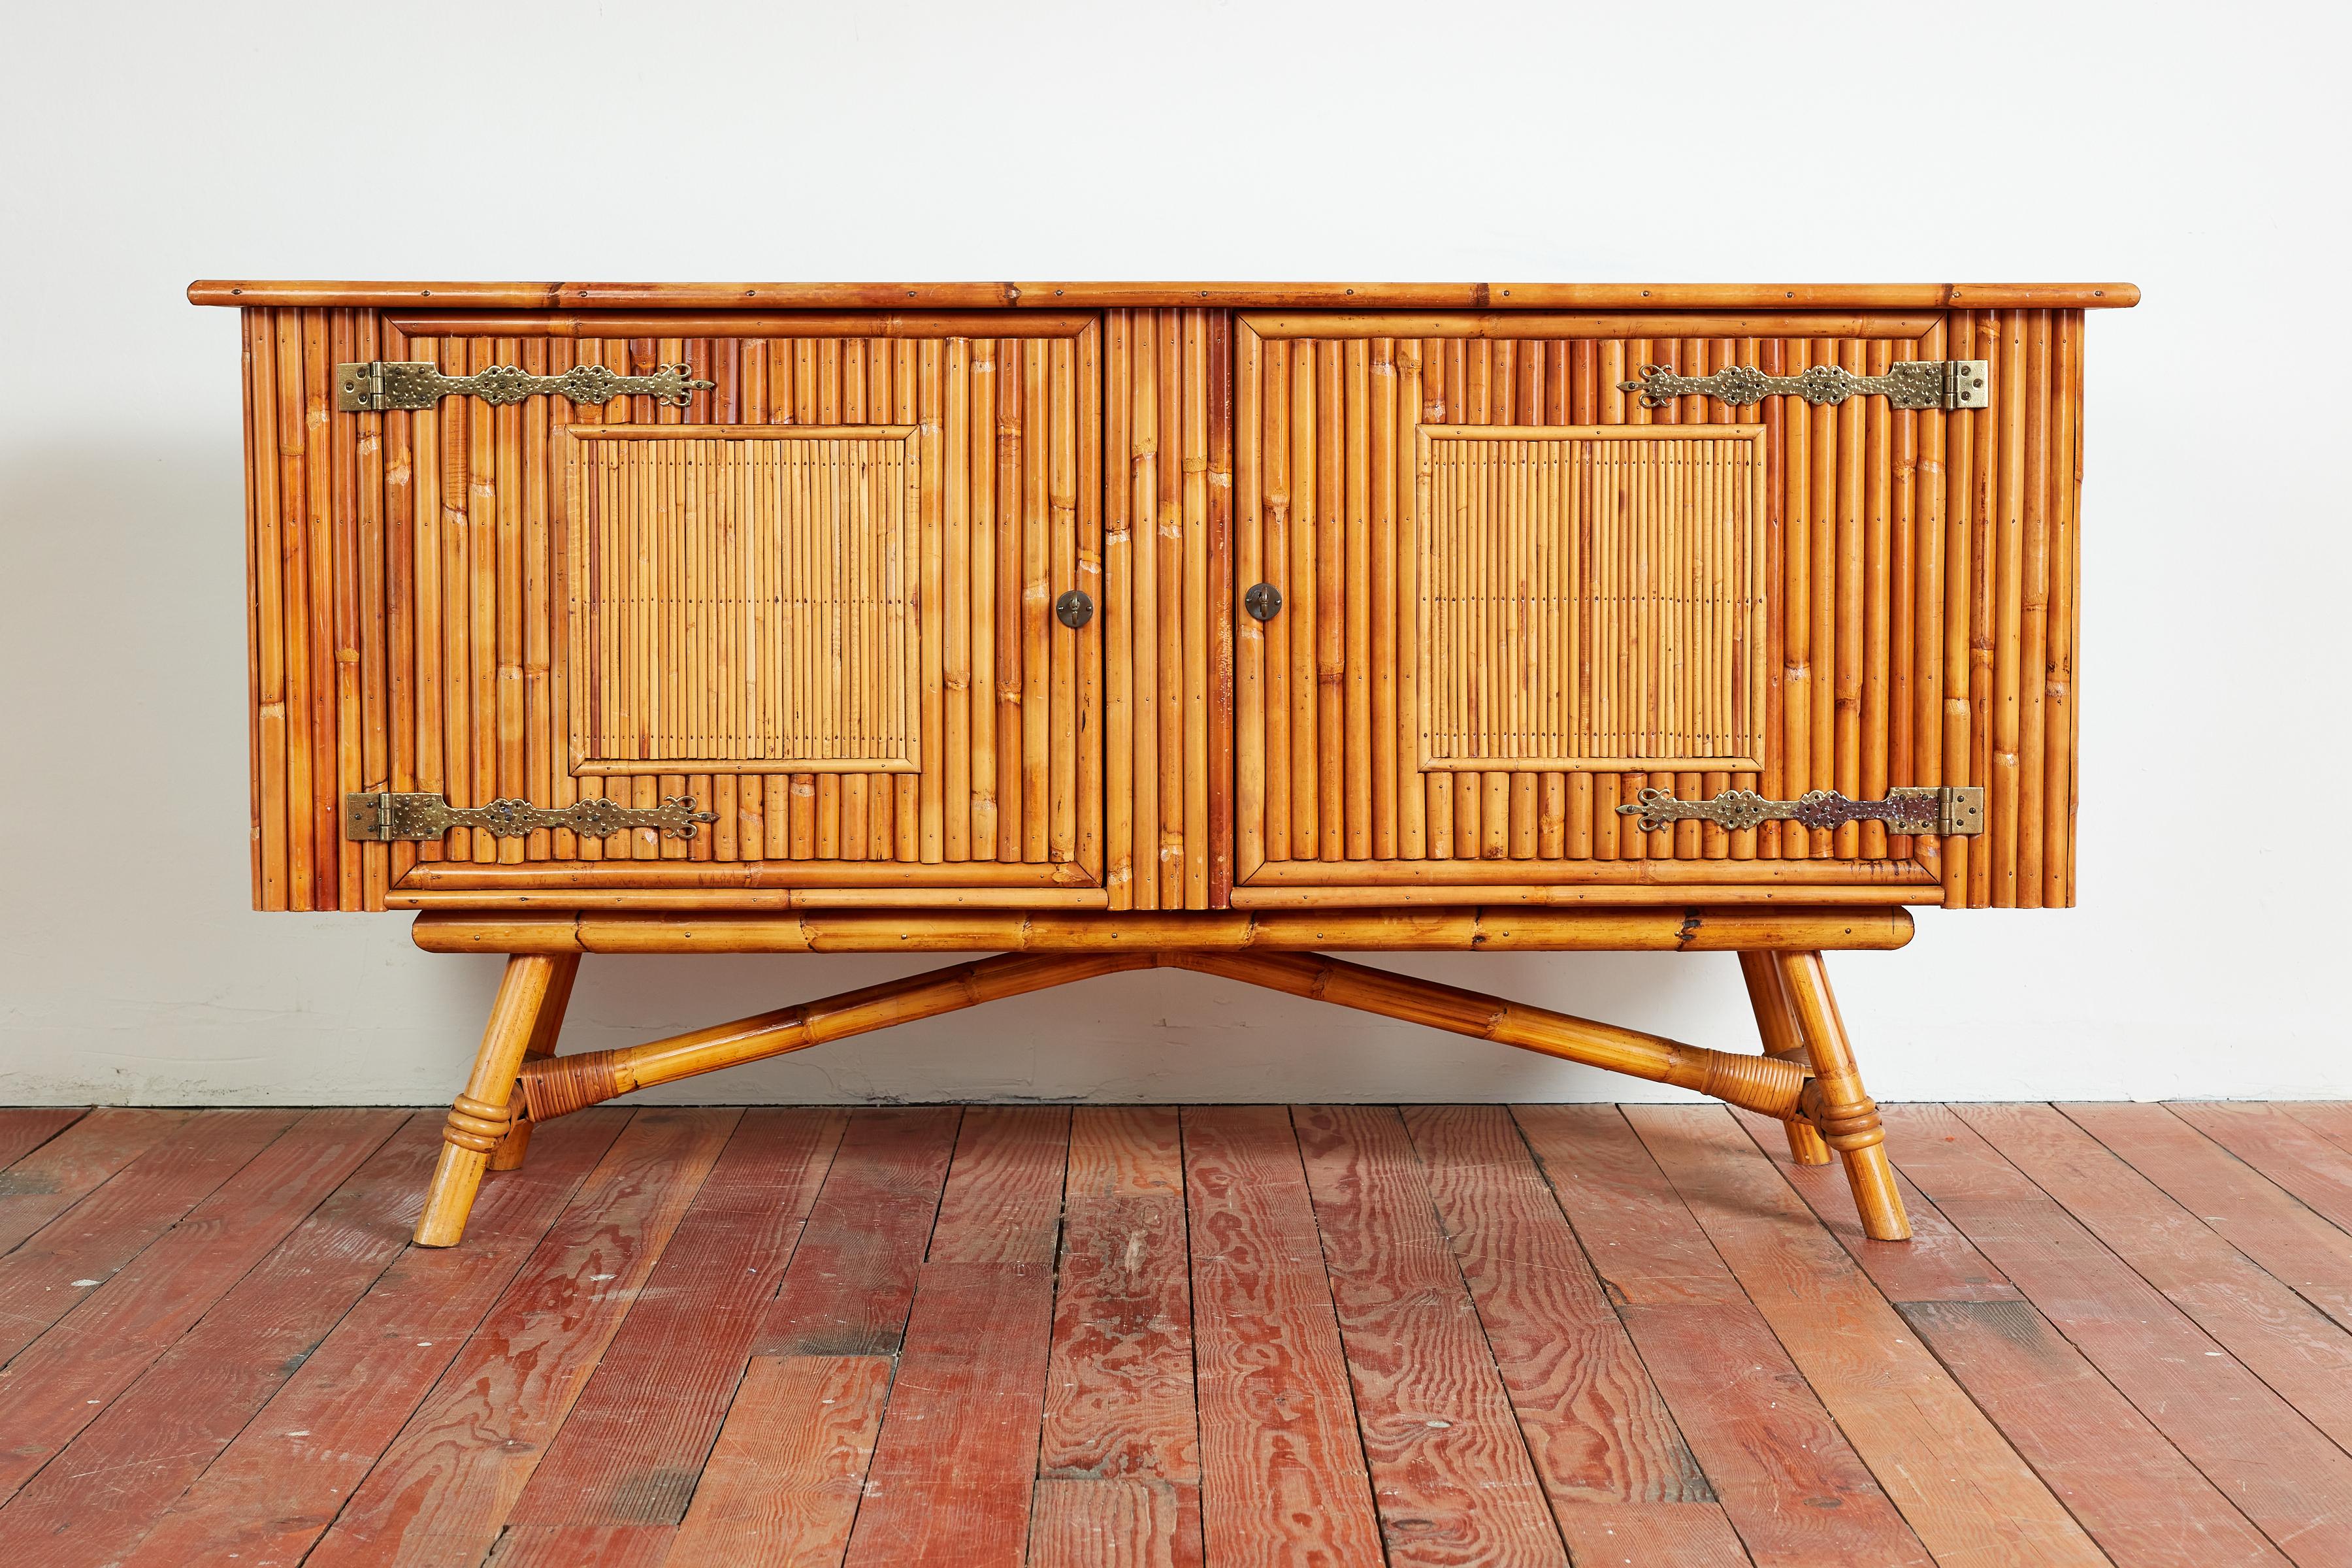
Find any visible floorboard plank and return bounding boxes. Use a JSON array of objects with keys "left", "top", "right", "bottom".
[
  {"left": 1183, "top": 1105, "right": 1386, "bottom": 1568},
  {"left": 0, "top": 1108, "right": 290, "bottom": 1358},
  {"left": 5, "top": 1099, "right": 2346, "bottom": 1567},
  {"left": 2281, "top": 1104, "right": 2352, "bottom": 1158},
  {"left": 1041, "top": 1107, "right": 1198, "bottom": 1485},
  {"left": 2175, "top": 1103, "right": 2352, "bottom": 1240},
  {"left": 1887, "top": 1103, "right": 2352, "bottom": 1568},
  {"left": 748, "top": 1107, "right": 960, "bottom": 1358},
  {"left": 1549, "top": 1503, "right": 1759, "bottom": 1567},
  {"left": 0, "top": 1114, "right": 434, "bottom": 1565},
  {"left": 508, "top": 1109, "right": 846, "bottom": 1529},
  {"left": 0, "top": 1111, "right": 84, "bottom": 1177},
  {"left": 110, "top": 1112, "right": 625, "bottom": 1568},
  {"left": 489, "top": 1522, "right": 675, "bottom": 1566},
  {"left": 1734, "top": 1106, "right": 2294, "bottom": 1568},
  {"left": 1512, "top": 1105, "right": 1933, "bottom": 1568},
  {"left": 303, "top": 1109, "right": 739, "bottom": 1568},
  {"left": 1402, "top": 1104, "right": 1713, "bottom": 1508},
  {"left": 841, "top": 1106, "right": 1070, "bottom": 1568},
  {"left": 1628, "top": 1105, "right": 2108, "bottom": 1567},
  {"left": 0, "top": 1110, "right": 184, "bottom": 1259},
  {"left": 1028, "top": 1477, "right": 1200, "bottom": 1568},
  {"left": 1295, "top": 1103, "right": 1567, "bottom": 1567},
  {"left": 0, "top": 1108, "right": 399, "bottom": 1504},
  {"left": 1959, "top": 1102, "right": 2352, "bottom": 1455},
  {"left": 2065, "top": 1104, "right": 2352, "bottom": 1331},
  {"left": 666, "top": 1354, "right": 890, "bottom": 1568}
]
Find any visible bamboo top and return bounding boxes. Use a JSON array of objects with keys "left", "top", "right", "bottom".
[{"left": 187, "top": 280, "right": 2139, "bottom": 311}]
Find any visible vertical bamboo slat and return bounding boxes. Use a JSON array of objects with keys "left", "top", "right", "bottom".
[
  {"left": 308, "top": 312, "right": 348, "bottom": 902},
  {"left": 945, "top": 338, "right": 972, "bottom": 862},
  {"left": 2050, "top": 310, "right": 2081, "bottom": 906},
  {"left": 353, "top": 312, "right": 389, "bottom": 906},
  {"left": 274, "top": 314, "right": 314, "bottom": 902},
  {"left": 970, "top": 336, "right": 998, "bottom": 864},
  {"left": 1130, "top": 319, "right": 1160, "bottom": 901},
  {"left": 1206, "top": 310, "right": 1233, "bottom": 907},
  {"left": 2017, "top": 310, "right": 2052, "bottom": 907},
  {"left": 1047, "top": 336, "right": 1077, "bottom": 863},
  {"left": 1185, "top": 312, "right": 1213, "bottom": 905},
  {"left": 1234, "top": 322, "right": 1264, "bottom": 886}
]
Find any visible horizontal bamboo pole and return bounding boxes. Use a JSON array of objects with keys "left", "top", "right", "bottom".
[
  {"left": 189, "top": 280, "right": 2144, "bottom": 312},
  {"left": 1228, "top": 885, "right": 1936, "bottom": 907},
  {"left": 1240, "top": 312, "right": 1942, "bottom": 340},
  {"left": 517, "top": 951, "right": 1157, "bottom": 1120},
  {"left": 411, "top": 904, "right": 1914, "bottom": 955},
  {"left": 1171, "top": 950, "right": 1806, "bottom": 1119},
  {"left": 382, "top": 312, "right": 1095, "bottom": 340},
  {"left": 397, "top": 860, "right": 1094, "bottom": 890},
  {"left": 573, "top": 758, "right": 924, "bottom": 777},
  {"left": 391, "top": 887, "right": 1111, "bottom": 911},
  {"left": 566, "top": 423, "right": 916, "bottom": 441},
  {"left": 1239, "top": 857, "right": 1940, "bottom": 887}
]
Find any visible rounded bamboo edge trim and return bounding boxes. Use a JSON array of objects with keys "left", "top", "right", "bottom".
[
  {"left": 408, "top": 906, "right": 1914, "bottom": 955},
  {"left": 186, "top": 280, "right": 2144, "bottom": 311}
]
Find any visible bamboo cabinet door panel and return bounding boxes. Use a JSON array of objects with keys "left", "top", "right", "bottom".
[
  {"left": 1228, "top": 313, "right": 2086, "bottom": 909},
  {"left": 238, "top": 309, "right": 1103, "bottom": 908}
]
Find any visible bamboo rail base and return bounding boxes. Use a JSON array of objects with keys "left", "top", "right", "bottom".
[{"left": 410, "top": 929, "right": 1911, "bottom": 1247}]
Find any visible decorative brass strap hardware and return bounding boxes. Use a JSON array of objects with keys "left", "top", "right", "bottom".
[
  {"left": 343, "top": 791, "right": 715, "bottom": 843},
  {"left": 335, "top": 360, "right": 715, "bottom": 413},
  {"left": 1618, "top": 785, "right": 1987, "bottom": 837},
  {"left": 1619, "top": 359, "right": 1991, "bottom": 412}
]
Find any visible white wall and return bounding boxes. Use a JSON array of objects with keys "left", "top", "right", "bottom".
[{"left": 3, "top": 1, "right": 2342, "bottom": 1107}]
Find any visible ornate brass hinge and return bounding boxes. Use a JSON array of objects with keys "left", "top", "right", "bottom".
[
  {"left": 1618, "top": 785, "right": 1987, "bottom": 836},
  {"left": 335, "top": 360, "right": 715, "bottom": 413},
  {"left": 1620, "top": 360, "right": 1991, "bottom": 412},
  {"left": 342, "top": 791, "right": 715, "bottom": 842}
]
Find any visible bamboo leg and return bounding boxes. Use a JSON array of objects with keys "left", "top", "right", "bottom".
[
  {"left": 1736, "top": 951, "right": 1833, "bottom": 1166},
  {"left": 416, "top": 953, "right": 558, "bottom": 1247},
  {"left": 486, "top": 951, "right": 580, "bottom": 1172},
  {"left": 1775, "top": 949, "right": 1910, "bottom": 1240}
]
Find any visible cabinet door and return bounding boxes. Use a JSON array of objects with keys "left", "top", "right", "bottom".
[
  {"left": 238, "top": 310, "right": 1103, "bottom": 908},
  {"left": 1230, "top": 313, "right": 2083, "bottom": 908}
]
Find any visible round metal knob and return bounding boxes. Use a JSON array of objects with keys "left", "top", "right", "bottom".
[
  {"left": 1054, "top": 589, "right": 1094, "bottom": 630},
  {"left": 1244, "top": 582, "right": 1282, "bottom": 621}
]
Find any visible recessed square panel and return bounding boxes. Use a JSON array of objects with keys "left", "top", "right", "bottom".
[
  {"left": 1416, "top": 424, "right": 1767, "bottom": 772},
  {"left": 567, "top": 426, "right": 921, "bottom": 776}
]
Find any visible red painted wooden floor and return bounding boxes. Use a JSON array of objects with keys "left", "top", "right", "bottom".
[{"left": 2, "top": 1103, "right": 2349, "bottom": 1566}]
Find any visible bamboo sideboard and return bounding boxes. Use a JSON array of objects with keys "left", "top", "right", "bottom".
[{"left": 191, "top": 278, "right": 2137, "bottom": 1245}]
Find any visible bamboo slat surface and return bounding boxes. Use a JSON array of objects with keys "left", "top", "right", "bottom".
[
  {"left": 1418, "top": 425, "right": 1767, "bottom": 771},
  {"left": 3, "top": 1094, "right": 2332, "bottom": 1568},
  {"left": 568, "top": 429, "right": 920, "bottom": 776},
  {"left": 1231, "top": 312, "right": 2086, "bottom": 906},
  {"left": 230, "top": 301, "right": 2093, "bottom": 911},
  {"left": 238, "top": 312, "right": 1103, "bottom": 906}
]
